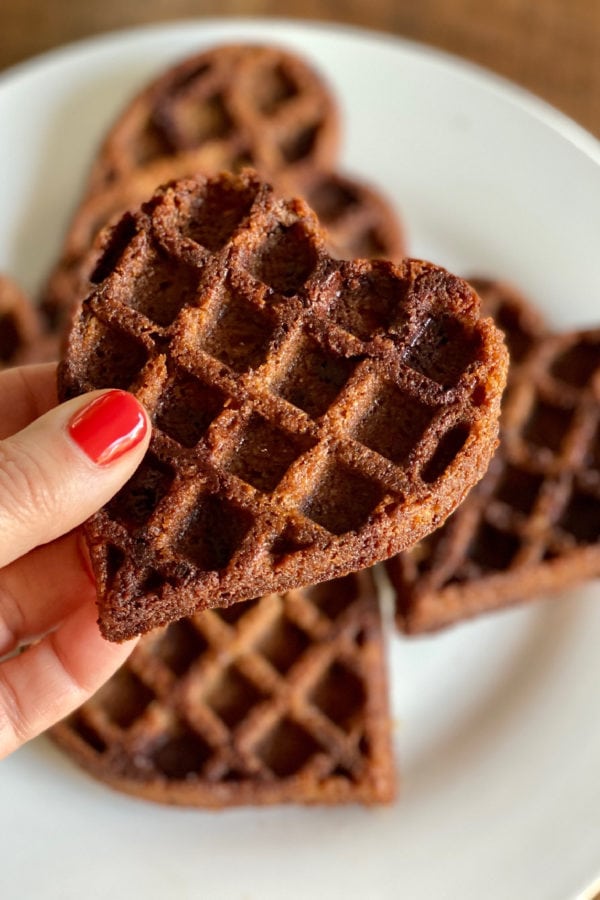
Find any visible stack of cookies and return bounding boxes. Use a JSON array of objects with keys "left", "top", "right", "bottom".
[
  {"left": 1, "top": 43, "right": 598, "bottom": 810},
  {"left": 40, "top": 44, "right": 405, "bottom": 332},
  {"left": 51, "top": 165, "right": 507, "bottom": 806}
]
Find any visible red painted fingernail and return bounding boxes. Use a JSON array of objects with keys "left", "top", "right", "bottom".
[{"left": 68, "top": 390, "right": 148, "bottom": 465}]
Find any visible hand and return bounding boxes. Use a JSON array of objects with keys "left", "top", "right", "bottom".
[{"left": 0, "top": 363, "right": 151, "bottom": 759}]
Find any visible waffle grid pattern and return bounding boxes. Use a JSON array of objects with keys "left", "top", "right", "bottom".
[
  {"left": 389, "top": 282, "right": 600, "bottom": 632},
  {"left": 41, "top": 44, "right": 404, "bottom": 331},
  {"left": 42, "top": 149, "right": 404, "bottom": 327},
  {"left": 50, "top": 570, "right": 395, "bottom": 807},
  {"left": 86, "top": 44, "right": 339, "bottom": 197},
  {"left": 288, "top": 169, "right": 404, "bottom": 262},
  {"left": 59, "top": 173, "right": 505, "bottom": 640},
  {"left": 42, "top": 152, "right": 404, "bottom": 331}
]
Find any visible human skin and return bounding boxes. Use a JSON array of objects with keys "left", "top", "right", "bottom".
[{"left": 0, "top": 363, "right": 151, "bottom": 759}]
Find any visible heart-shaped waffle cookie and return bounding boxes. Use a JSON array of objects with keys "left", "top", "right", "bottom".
[
  {"left": 50, "top": 569, "right": 395, "bottom": 807},
  {"left": 59, "top": 171, "right": 507, "bottom": 641},
  {"left": 388, "top": 281, "right": 600, "bottom": 633},
  {"left": 85, "top": 44, "right": 340, "bottom": 198}
]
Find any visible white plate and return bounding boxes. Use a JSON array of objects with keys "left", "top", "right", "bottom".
[{"left": 1, "top": 19, "right": 599, "bottom": 900}]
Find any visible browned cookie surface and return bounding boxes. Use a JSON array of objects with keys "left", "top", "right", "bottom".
[
  {"left": 59, "top": 172, "right": 507, "bottom": 642},
  {"left": 468, "top": 278, "right": 547, "bottom": 372},
  {"left": 42, "top": 156, "right": 404, "bottom": 331},
  {"left": 0, "top": 274, "right": 43, "bottom": 369},
  {"left": 41, "top": 152, "right": 222, "bottom": 330},
  {"left": 50, "top": 570, "right": 395, "bottom": 807},
  {"left": 388, "top": 282, "right": 600, "bottom": 633},
  {"left": 86, "top": 44, "right": 340, "bottom": 197},
  {"left": 282, "top": 169, "right": 405, "bottom": 263},
  {"left": 40, "top": 43, "right": 408, "bottom": 332}
]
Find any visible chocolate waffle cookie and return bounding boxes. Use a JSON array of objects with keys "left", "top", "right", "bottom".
[
  {"left": 0, "top": 274, "right": 43, "bottom": 369},
  {"left": 50, "top": 570, "right": 395, "bottom": 807},
  {"left": 283, "top": 169, "right": 405, "bottom": 262},
  {"left": 85, "top": 44, "right": 340, "bottom": 198},
  {"left": 59, "top": 171, "right": 507, "bottom": 642},
  {"left": 388, "top": 288, "right": 600, "bottom": 633},
  {"left": 468, "top": 277, "right": 547, "bottom": 374},
  {"left": 42, "top": 154, "right": 404, "bottom": 331}
]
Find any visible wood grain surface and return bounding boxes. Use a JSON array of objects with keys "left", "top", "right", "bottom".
[{"left": 1, "top": 0, "right": 599, "bottom": 137}]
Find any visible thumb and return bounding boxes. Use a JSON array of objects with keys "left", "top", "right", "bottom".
[{"left": 0, "top": 389, "right": 151, "bottom": 567}]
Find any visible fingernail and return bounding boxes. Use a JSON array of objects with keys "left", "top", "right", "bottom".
[{"left": 68, "top": 390, "right": 148, "bottom": 465}]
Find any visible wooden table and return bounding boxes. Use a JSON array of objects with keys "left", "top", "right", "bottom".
[{"left": 1, "top": 0, "right": 600, "bottom": 138}]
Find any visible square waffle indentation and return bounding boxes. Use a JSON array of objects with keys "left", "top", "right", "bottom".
[
  {"left": 202, "top": 286, "right": 275, "bottom": 372},
  {"left": 495, "top": 464, "right": 544, "bottom": 515},
  {"left": 300, "top": 463, "right": 384, "bottom": 536},
  {"left": 152, "top": 729, "right": 212, "bottom": 779},
  {"left": 468, "top": 522, "right": 520, "bottom": 573},
  {"left": 256, "top": 718, "right": 322, "bottom": 777},
  {"left": 225, "top": 413, "right": 316, "bottom": 493},
  {"left": 279, "top": 122, "right": 321, "bottom": 165},
  {"left": 557, "top": 490, "right": 600, "bottom": 545},
  {"left": 205, "top": 666, "right": 266, "bottom": 728},
  {"left": 421, "top": 422, "right": 470, "bottom": 483},
  {"left": 246, "top": 221, "right": 319, "bottom": 296},
  {"left": 330, "top": 269, "right": 407, "bottom": 340},
  {"left": 346, "top": 228, "right": 388, "bottom": 262},
  {"left": 107, "top": 455, "right": 173, "bottom": 528},
  {"left": 121, "top": 252, "right": 201, "bottom": 326},
  {"left": 523, "top": 399, "right": 573, "bottom": 454},
  {"left": 176, "top": 494, "right": 252, "bottom": 571},
  {"left": 179, "top": 174, "right": 258, "bottom": 251},
  {"left": 152, "top": 620, "right": 208, "bottom": 677},
  {"left": 256, "top": 616, "right": 310, "bottom": 674},
  {"left": 353, "top": 382, "right": 436, "bottom": 465},
  {"left": 550, "top": 338, "right": 600, "bottom": 388},
  {"left": 71, "top": 715, "right": 107, "bottom": 754},
  {"left": 404, "top": 316, "right": 480, "bottom": 387},
  {"left": 305, "top": 177, "right": 359, "bottom": 224},
  {"left": 173, "top": 91, "right": 234, "bottom": 144},
  {"left": 81, "top": 319, "right": 148, "bottom": 390},
  {"left": 275, "top": 336, "right": 355, "bottom": 419},
  {"left": 252, "top": 63, "right": 299, "bottom": 115},
  {"left": 310, "top": 663, "right": 365, "bottom": 732},
  {"left": 155, "top": 371, "right": 227, "bottom": 448},
  {"left": 94, "top": 669, "right": 154, "bottom": 730}
]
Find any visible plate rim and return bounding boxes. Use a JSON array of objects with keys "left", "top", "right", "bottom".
[{"left": 1, "top": 15, "right": 599, "bottom": 168}]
